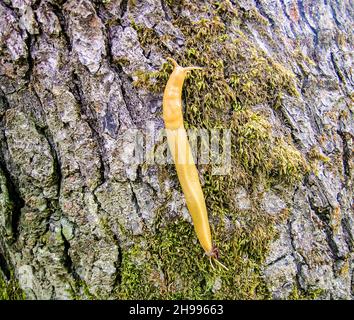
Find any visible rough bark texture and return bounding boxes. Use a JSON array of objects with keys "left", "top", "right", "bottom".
[{"left": 0, "top": 0, "right": 353, "bottom": 299}]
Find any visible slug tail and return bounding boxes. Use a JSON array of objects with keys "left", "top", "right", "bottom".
[
  {"left": 206, "top": 246, "right": 229, "bottom": 271},
  {"left": 206, "top": 246, "right": 219, "bottom": 259}
]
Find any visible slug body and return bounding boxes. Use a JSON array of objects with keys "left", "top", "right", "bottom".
[{"left": 163, "top": 58, "right": 215, "bottom": 257}]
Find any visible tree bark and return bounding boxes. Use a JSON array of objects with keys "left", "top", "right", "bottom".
[{"left": 0, "top": 0, "right": 353, "bottom": 299}]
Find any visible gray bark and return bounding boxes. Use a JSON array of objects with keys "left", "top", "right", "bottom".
[{"left": 0, "top": 0, "right": 353, "bottom": 299}]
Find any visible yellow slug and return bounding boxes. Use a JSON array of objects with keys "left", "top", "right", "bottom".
[{"left": 163, "top": 57, "right": 219, "bottom": 259}]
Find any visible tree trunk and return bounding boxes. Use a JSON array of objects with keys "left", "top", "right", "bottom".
[{"left": 0, "top": 0, "right": 353, "bottom": 299}]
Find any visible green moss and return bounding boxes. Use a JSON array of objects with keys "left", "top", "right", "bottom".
[
  {"left": 0, "top": 271, "right": 25, "bottom": 300},
  {"left": 308, "top": 146, "right": 330, "bottom": 163},
  {"left": 242, "top": 7, "right": 269, "bottom": 26},
  {"left": 114, "top": 211, "right": 276, "bottom": 299},
  {"left": 229, "top": 110, "right": 308, "bottom": 186},
  {"left": 131, "top": 20, "right": 171, "bottom": 54},
  {"left": 114, "top": 242, "right": 162, "bottom": 299},
  {"left": 288, "top": 286, "right": 325, "bottom": 300},
  {"left": 68, "top": 278, "right": 98, "bottom": 300},
  {"left": 118, "top": 0, "right": 311, "bottom": 299},
  {"left": 307, "top": 146, "right": 331, "bottom": 176},
  {"left": 0, "top": 168, "right": 15, "bottom": 240},
  {"left": 293, "top": 49, "right": 316, "bottom": 66}
]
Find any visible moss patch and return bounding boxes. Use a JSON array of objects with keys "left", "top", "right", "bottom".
[
  {"left": 288, "top": 286, "right": 325, "bottom": 300},
  {"left": 115, "top": 215, "right": 275, "bottom": 299},
  {"left": 0, "top": 271, "right": 25, "bottom": 300},
  {"left": 113, "top": 199, "right": 292, "bottom": 299},
  {"left": 68, "top": 278, "right": 98, "bottom": 300}
]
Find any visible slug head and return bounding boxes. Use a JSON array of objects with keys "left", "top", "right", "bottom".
[{"left": 167, "top": 57, "right": 203, "bottom": 75}]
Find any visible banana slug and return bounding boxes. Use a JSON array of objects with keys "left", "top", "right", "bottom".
[{"left": 163, "top": 58, "right": 225, "bottom": 265}]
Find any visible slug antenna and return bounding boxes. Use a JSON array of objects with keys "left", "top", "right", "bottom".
[
  {"left": 184, "top": 66, "right": 203, "bottom": 71},
  {"left": 166, "top": 57, "right": 203, "bottom": 72}
]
